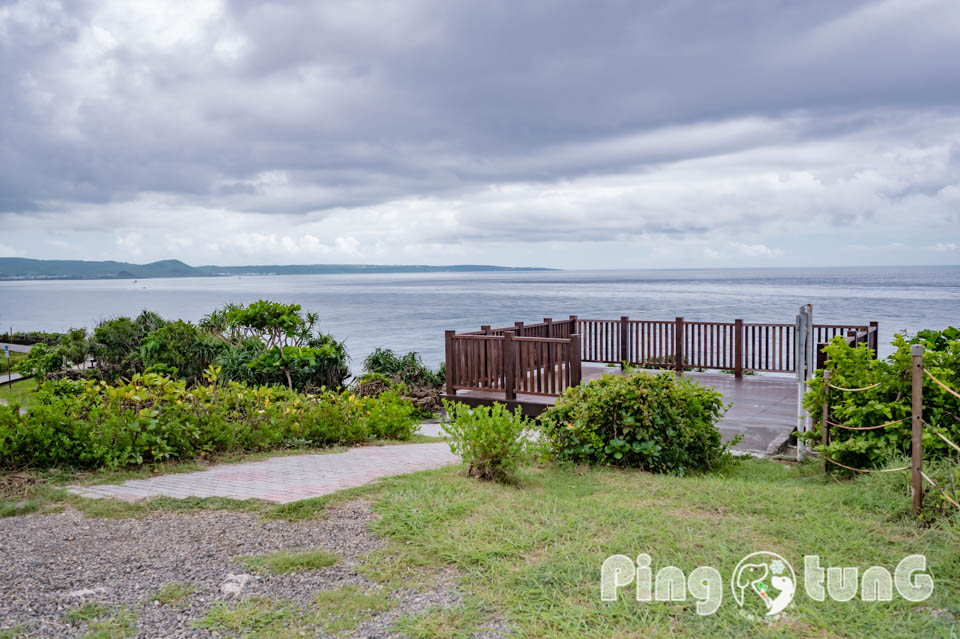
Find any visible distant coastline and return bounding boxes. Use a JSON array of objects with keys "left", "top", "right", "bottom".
[{"left": 0, "top": 258, "right": 555, "bottom": 282}]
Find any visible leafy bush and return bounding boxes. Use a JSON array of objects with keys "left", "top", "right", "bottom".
[
  {"left": 202, "top": 300, "right": 349, "bottom": 392},
  {"left": 0, "top": 373, "right": 418, "bottom": 470},
  {"left": 803, "top": 327, "right": 960, "bottom": 470},
  {"left": 363, "top": 348, "right": 444, "bottom": 387},
  {"left": 90, "top": 311, "right": 166, "bottom": 379},
  {"left": 538, "top": 370, "right": 734, "bottom": 474},
  {"left": 140, "top": 320, "right": 224, "bottom": 384},
  {"left": 14, "top": 343, "right": 64, "bottom": 385},
  {"left": 441, "top": 400, "right": 533, "bottom": 482}
]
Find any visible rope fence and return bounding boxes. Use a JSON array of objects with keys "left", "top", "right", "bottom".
[
  {"left": 824, "top": 417, "right": 908, "bottom": 431},
  {"left": 819, "top": 348, "right": 960, "bottom": 516},
  {"left": 826, "top": 381, "right": 883, "bottom": 392}
]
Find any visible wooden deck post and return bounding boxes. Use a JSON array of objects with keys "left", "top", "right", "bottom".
[
  {"left": 444, "top": 330, "right": 456, "bottom": 397},
  {"left": 503, "top": 331, "right": 517, "bottom": 401},
  {"left": 822, "top": 369, "right": 831, "bottom": 473},
  {"left": 514, "top": 321, "right": 524, "bottom": 337},
  {"left": 674, "top": 317, "right": 684, "bottom": 374},
  {"left": 869, "top": 321, "right": 879, "bottom": 354},
  {"left": 569, "top": 333, "right": 582, "bottom": 388},
  {"left": 544, "top": 317, "right": 553, "bottom": 338},
  {"left": 481, "top": 325, "right": 491, "bottom": 335},
  {"left": 734, "top": 319, "right": 744, "bottom": 378},
  {"left": 620, "top": 316, "right": 629, "bottom": 367},
  {"left": 911, "top": 344, "right": 923, "bottom": 516}
]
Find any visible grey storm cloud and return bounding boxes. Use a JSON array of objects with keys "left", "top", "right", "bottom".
[{"left": 1, "top": 0, "right": 959, "bottom": 266}]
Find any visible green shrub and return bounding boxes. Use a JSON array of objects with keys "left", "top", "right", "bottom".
[
  {"left": 803, "top": 327, "right": 960, "bottom": 471},
  {"left": 441, "top": 400, "right": 533, "bottom": 482},
  {"left": 13, "top": 342, "right": 65, "bottom": 385},
  {"left": 0, "top": 374, "right": 418, "bottom": 470},
  {"left": 91, "top": 311, "right": 166, "bottom": 379},
  {"left": 538, "top": 370, "right": 734, "bottom": 474},
  {"left": 362, "top": 348, "right": 444, "bottom": 388},
  {"left": 141, "top": 320, "right": 225, "bottom": 384}
]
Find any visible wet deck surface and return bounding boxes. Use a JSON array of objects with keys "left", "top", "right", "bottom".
[{"left": 452, "top": 365, "right": 798, "bottom": 456}]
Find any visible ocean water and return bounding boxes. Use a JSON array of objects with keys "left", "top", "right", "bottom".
[{"left": 1, "top": 266, "right": 957, "bottom": 372}]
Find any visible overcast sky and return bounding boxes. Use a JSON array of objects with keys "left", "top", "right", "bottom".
[{"left": 1, "top": 0, "right": 959, "bottom": 269}]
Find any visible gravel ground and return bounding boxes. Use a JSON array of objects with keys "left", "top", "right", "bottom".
[{"left": 0, "top": 500, "right": 498, "bottom": 638}]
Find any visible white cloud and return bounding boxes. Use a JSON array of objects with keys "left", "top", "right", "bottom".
[{"left": 934, "top": 242, "right": 958, "bottom": 252}]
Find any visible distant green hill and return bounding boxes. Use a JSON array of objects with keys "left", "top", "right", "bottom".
[
  {"left": 0, "top": 258, "right": 211, "bottom": 280},
  {"left": 0, "top": 258, "right": 553, "bottom": 281},
  {"left": 201, "top": 264, "right": 553, "bottom": 276}
]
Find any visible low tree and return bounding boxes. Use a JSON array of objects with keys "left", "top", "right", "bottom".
[
  {"left": 201, "top": 300, "right": 348, "bottom": 391},
  {"left": 14, "top": 343, "right": 65, "bottom": 387},
  {"left": 60, "top": 327, "right": 90, "bottom": 369}
]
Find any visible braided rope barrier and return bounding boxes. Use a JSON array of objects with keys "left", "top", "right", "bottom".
[
  {"left": 823, "top": 457, "right": 910, "bottom": 473},
  {"left": 922, "top": 420, "right": 960, "bottom": 454},
  {"left": 825, "top": 417, "right": 908, "bottom": 431},
  {"left": 826, "top": 381, "right": 883, "bottom": 392},
  {"left": 920, "top": 471, "right": 960, "bottom": 511},
  {"left": 923, "top": 369, "right": 960, "bottom": 401}
]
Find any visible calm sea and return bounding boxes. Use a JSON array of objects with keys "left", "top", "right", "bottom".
[{"left": 1, "top": 266, "right": 957, "bottom": 372}]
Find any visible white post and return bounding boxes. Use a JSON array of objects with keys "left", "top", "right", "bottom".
[{"left": 795, "top": 305, "right": 812, "bottom": 461}]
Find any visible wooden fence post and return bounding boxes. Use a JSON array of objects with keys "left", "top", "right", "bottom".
[
  {"left": 869, "top": 321, "right": 879, "bottom": 354},
  {"left": 544, "top": 317, "right": 553, "bottom": 338},
  {"left": 674, "top": 317, "right": 685, "bottom": 374},
  {"left": 911, "top": 344, "right": 923, "bottom": 516},
  {"left": 481, "top": 325, "right": 491, "bottom": 335},
  {"left": 504, "top": 331, "right": 516, "bottom": 401},
  {"left": 444, "top": 330, "right": 456, "bottom": 397},
  {"left": 734, "top": 319, "right": 743, "bottom": 378},
  {"left": 514, "top": 321, "right": 524, "bottom": 337},
  {"left": 569, "top": 333, "right": 582, "bottom": 388},
  {"left": 822, "top": 369, "right": 831, "bottom": 473},
  {"left": 620, "top": 316, "right": 629, "bottom": 368}
]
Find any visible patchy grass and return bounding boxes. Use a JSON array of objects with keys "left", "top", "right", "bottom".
[
  {"left": 147, "top": 582, "right": 196, "bottom": 607},
  {"left": 0, "top": 378, "right": 36, "bottom": 408},
  {"left": 194, "top": 598, "right": 301, "bottom": 635},
  {"left": 368, "top": 460, "right": 960, "bottom": 639},
  {"left": 313, "top": 586, "right": 393, "bottom": 633},
  {"left": 237, "top": 548, "right": 339, "bottom": 575},
  {"left": 64, "top": 602, "right": 111, "bottom": 624},
  {"left": 0, "top": 626, "right": 29, "bottom": 639},
  {"left": 65, "top": 603, "right": 136, "bottom": 639}
]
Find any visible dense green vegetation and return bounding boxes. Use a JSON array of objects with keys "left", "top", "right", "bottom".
[
  {"left": 539, "top": 368, "right": 736, "bottom": 474},
  {"left": 0, "top": 372, "right": 417, "bottom": 470},
  {"left": 14, "top": 300, "right": 350, "bottom": 393},
  {"left": 0, "top": 330, "right": 64, "bottom": 346},
  {"left": 358, "top": 348, "right": 445, "bottom": 413}
]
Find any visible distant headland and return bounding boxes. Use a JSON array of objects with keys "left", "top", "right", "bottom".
[{"left": 0, "top": 258, "right": 555, "bottom": 281}]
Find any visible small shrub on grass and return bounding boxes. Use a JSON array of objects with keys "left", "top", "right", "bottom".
[
  {"left": 441, "top": 400, "right": 533, "bottom": 482},
  {"left": 538, "top": 369, "right": 735, "bottom": 474}
]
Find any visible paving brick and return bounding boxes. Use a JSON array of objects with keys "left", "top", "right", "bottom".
[{"left": 66, "top": 443, "right": 459, "bottom": 504}]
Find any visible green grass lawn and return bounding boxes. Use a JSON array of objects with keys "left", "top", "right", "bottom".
[
  {"left": 368, "top": 460, "right": 959, "bottom": 638},
  {"left": 0, "top": 378, "right": 36, "bottom": 408},
  {"left": 0, "top": 350, "right": 26, "bottom": 375}
]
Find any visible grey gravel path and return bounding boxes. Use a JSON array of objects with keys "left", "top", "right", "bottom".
[{"left": 0, "top": 501, "right": 466, "bottom": 638}]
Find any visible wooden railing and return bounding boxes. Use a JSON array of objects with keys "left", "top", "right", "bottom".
[
  {"left": 445, "top": 325, "right": 581, "bottom": 400},
  {"left": 445, "top": 315, "right": 877, "bottom": 402}
]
